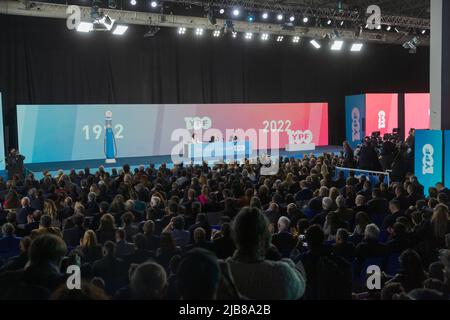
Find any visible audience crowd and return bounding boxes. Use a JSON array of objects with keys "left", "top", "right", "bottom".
[{"left": 0, "top": 134, "right": 449, "bottom": 300}]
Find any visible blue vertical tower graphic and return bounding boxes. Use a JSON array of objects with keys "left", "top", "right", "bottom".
[{"left": 104, "top": 111, "right": 117, "bottom": 163}]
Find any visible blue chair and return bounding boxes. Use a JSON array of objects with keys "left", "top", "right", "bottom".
[{"left": 386, "top": 253, "right": 401, "bottom": 276}]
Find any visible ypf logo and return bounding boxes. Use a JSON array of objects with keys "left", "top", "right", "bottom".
[
  {"left": 422, "top": 144, "right": 434, "bottom": 175},
  {"left": 287, "top": 130, "right": 313, "bottom": 145},
  {"left": 184, "top": 117, "right": 212, "bottom": 130},
  {"left": 351, "top": 107, "right": 361, "bottom": 141},
  {"left": 378, "top": 110, "right": 386, "bottom": 129}
]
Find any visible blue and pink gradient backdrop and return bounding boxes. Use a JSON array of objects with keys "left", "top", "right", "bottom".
[{"left": 17, "top": 103, "right": 328, "bottom": 164}]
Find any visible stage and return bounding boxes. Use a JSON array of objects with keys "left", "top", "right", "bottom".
[{"left": 25, "top": 146, "right": 341, "bottom": 179}]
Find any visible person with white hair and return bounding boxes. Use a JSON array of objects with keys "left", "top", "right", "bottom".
[
  {"left": 16, "top": 197, "right": 34, "bottom": 225},
  {"left": 272, "top": 216, "right": 298, "bottom": 258},
  {"left": 309, "top": 197, "right": 334, "bottom": 226},
  {"left": 355, "top": 223, "right": 389, "bottom": 270},
  {"left": 334, "top": 195, "right": 355, "bottom": 224}
]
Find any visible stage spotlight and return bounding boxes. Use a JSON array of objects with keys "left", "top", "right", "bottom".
[
  {"left": 277, "top": 14, "right": 284, "bottom": 21},
  {"left": 277, "top": 36, "right": 284, "bottom": 42},
  {"left": 93, "top": 15, "right": 115, "bottom": 31},
  {"left": 289, "top": 16, "right": 295, "bottom": 22},
  {"left": 247, "top": 14, "right": 255, "bottom": 23},
  {"left": 233, "top": 9, "right": 240, "bottom": 17},
  {"left": 207, "top": 8, "right": 217, "bottom": 25},
  {"left": 340, "top": 20, "right": 344, "bottom": 26},
  {"left": 350, "top": 43, "right": 363, "bottom": 52},
  {"left": 394, "top": 27, "right": 400, "bottom": 33},
  {"left": 195, "top": 28, "right": 204, "bottom": 36},
  {"left": 219, "top": 9, "right": 225, "bottom": 15},
  {"left": 386, "top": 26, "right": 391, "bottom": 31},
  {"left": 108, "top": 0, "right": 117, "bottom": 9},
  {"left": 421, "top": 29, "right": 427, "bottom": 34},
  {"left": 113, "top": 25, "right": 128, "bottom": 35},
  {"left": 213, "top": 30, "right": 221, "bottom": 37},
  {"left": 327, "top": 19, "right": 332, "bottom": 25},
  {"left": 403, "top": 37, "right": 420, "bottom": 54},
  {"left": 310, "top": 39, "right": 321, "bottom": 49},
  {"left": 178, "top": 27, "right": 186, "bottom": 35},
  {"left": 130, "top": 0, "right": 137, "bottom": 5},
  {"left": 232, "top": 31, "right": 237, "bottom": 38},
  {"left": 76, "top": 22, "right": 93, "bottom": 33},
  {"left": 262, "top": 12, "right": 269, "bottom": 19},
  {"left": 303, "top": 17, "right": 309, "bottom": 23},
  {"left": 261, "top": 33, "right": 269, "bottom": 41},
  {"left": 376, "top": 24, "right": 382, "bottom": 30},
  {"left": 292, "top": 36, "right": 300, "bottom": 43},
  {"left": 245, "top": 32, "right": 253, "bottom": 40},
  {"left": 331, "top": 40, "right": 344, "bottom": 51},
  {"left": 150, "top": 1, "right": 158, "bottom": 8}
]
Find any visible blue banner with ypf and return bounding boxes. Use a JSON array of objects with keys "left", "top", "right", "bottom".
[
  {"left": 345, "top": 95, "right": 366, "bottom": 149},
  {"left": 415, "top": 130, "right": 443, "bottom": 195}
]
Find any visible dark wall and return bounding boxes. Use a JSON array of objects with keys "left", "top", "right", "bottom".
[{"left": 0, "top": 14, "right": 429, "bottom": 148}]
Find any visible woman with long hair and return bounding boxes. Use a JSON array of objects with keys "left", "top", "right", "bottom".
[
  {"left": 75, "top": 230, "right": 103, "bottom": 264},
  {"left": 44, "top": 199, "right": 60, "bottom": 227},
  {"left": 386, "top": 249, "right": 427, "bottom": 292},
  {"left": 96, "top": 213, "right": 116, "bottom": 244}
]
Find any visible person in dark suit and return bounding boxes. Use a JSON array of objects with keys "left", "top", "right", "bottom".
[
  {"left": 6, "top": 149, "right": 25, "bottom": 180},
  {"left": 115, "top": 229, "right": 135, "bottom": 259},
  {"left": 332, "top": 228, "right": 355, "bottom": 262},
  {"left": 188, "top": 213, "right": 211, "bottom": 243},
  {"left": 85, "top": 192, "right": 100, "bottom": 216},
  {"left": 23, "top": 210, "right": 42, "bottom": 236},
  {"left": 124, "top": 234, "right": 154, "bottom": 265},
  {"left": 212, "top": 223, "right": 235, "bottom": 259},
  {"left": 0, "top": 236, "right": 31, "bottom": 272},
  {"left": 0, "top": 223, "right": 22, "bottom": 261},
  {"left": 367, "top": 188, "right": 389, "bottom": 219},
  {"left": 59, "top": 197, "right": 75, "bottom": 221},
  {"left": 342, "top": 141, "right": 355, "bottom": 168},
  {"left": 62, "top": 214, "right": 85, "bottom": 248},
  {"left": 92, "top": 241, "right": 129, "bottom": 295},
  {"left": 16, "top": 197, "right": 34, "bottom": 225},
  {"left": 30, "top": 190, "right": 45, "bottom": 211},
  {"left": 142, "top": 220, "right": 160, "bottom": 252},
  {"left": 272, "top": 216, "right": 297, "bottom": 258},
  {"left": 387, "top": 222, "right": 412, "bottom": 254},
  {"left": 393, "top": 186, "right": 410, "bottom": 211},
  {"left": 355, "top": 224, "right": 389, "bottom": 271},
  {"left": 295, "top": 181, "right": 314, "bottom": 203},
  {"left": 384, "top": 199, "right": 405, "bottom": 230}
]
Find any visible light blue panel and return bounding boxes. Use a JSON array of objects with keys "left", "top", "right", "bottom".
[
  {"left": 415, "top": 130, "right": 443, "bottom": 195},
  {"left": 345, "top": 95, "right": 366, "bottom": 149}
]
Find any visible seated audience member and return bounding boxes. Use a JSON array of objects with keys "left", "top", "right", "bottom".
[
  {"left": 332, "top": 228, "right": 355, "bottom": 262},
  {"left": 0, "top": 236, "right": 31, "bottom": 272},
  {"left": 96, "top": 214, "right": 116, "bottom": 244},
  {"left": 155, "top": 232, "right": 182, "bottom": 272},
  {"left": 188, "top": 213, "right": 212, "bottom": 243},
  {"left": 121, "top": 212, "right": 139, "bottom": 242},
  {"left": 165, "top": 255, "right": 181, "bottom": 300},
  {"left": 23, "top": 210, "right": 42, "bottom": 236},
  {"left": 177, "top": 248, "right": 221, "bottom": 300},
  {"left": 163, "top": 216, "right": 190, "bottom": 248},
  {"left": 16, "top": 197, "right": 34, "bottom": 225},
  {"left": 310, "top": 197, "right": 333, "bottom": 226},
  {"left": 272, "top": 216, "right": 297, "bottom": 258},
  {"left": 213, "top": 223, "right": 235, "bottom": 259},
  {"left": 74, "top": 230, "right": 103, "bottom": 264},
  {"left": 367, "top": 188, "right": 389, "bottom": 216},
  {"left": 386, "top": 249, "right": 428, "bottom": 293},
  {"left": 334, "top": 195, "right": 354, "bottom": 225},
  {"left": 115, "top": 229, "right": 134, "bottom": 259},
  {"left": 226, "top": 207, "right": 306, "bottom": 300},
  {"left": 142, "top": 220, "right": 160, "bottom": 252},
  {"left": 0, "top": 223, "right": 22, "bottom": 261},
  {"left": 129, "top": 262, "right": 167, "bottom": 300},
  {"left": 86, "top": 192, "right": 100, "bottom": 216},
  {"left": 185, "top": 227, "right": 214, "bottom": 252},
  {"left": 92, "top": 241, "right": 129, "bottom": 295},
  {"left": 354, "top": 195, "right": 370, "bottom": 214},
  {"left": 62, "top": 214, "right": 85, "bottom": 248},
  {"left": 299, "top": 225, "right": 352, "bottom": 300},
  {"left": 125, "top": 234, "right": 154, "bottom": 265},
  {"left": 30, "top": 214, "right": 62, "bottom": 239},
  {"left": 387, "top": 222, "right": 412, "bottom": 254},
  {"left": 0, "top": 234, "right": 67, "bottom": 299},
  {"left": 384, "top": 200, "right": 405, "bottom": 229},
  {"left": 355, "top": 224, "right": 388, "bottom": 270}
]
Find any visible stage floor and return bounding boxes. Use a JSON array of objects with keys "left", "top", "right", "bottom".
[{"left": 26, "top": 146, "right": 341, "bottom": 179}]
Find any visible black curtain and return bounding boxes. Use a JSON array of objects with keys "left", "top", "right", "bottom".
[{"left": 0, "top": 14, "right": 429, "bottom": 149}]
